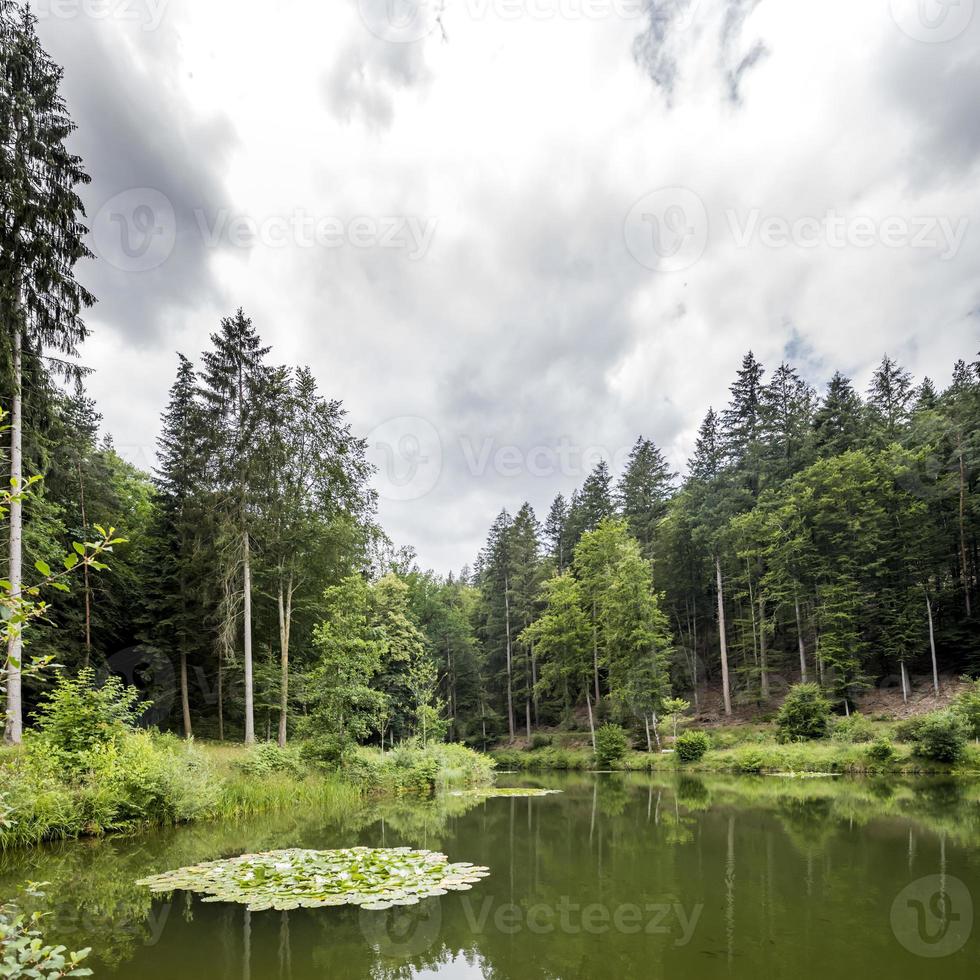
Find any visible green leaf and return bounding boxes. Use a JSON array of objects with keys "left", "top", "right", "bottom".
[{"left": 34, "top": 559, "right": 51, "bottom": 577}]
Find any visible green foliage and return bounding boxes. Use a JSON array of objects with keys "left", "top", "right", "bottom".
[
  {"left": 341, "top": 743, "right": 494, "bottom": 796},
  {"left": 594, "top": 724, "right": 629, "bottom": 767},
  {"left": 0, "top": 904, "right": 92, "bottom": 978},
  {"left": 866, "top": 739, "right": 896, "bottom": 765},
  {"left": 31, "top": 668, "right": 149, "bottom": 768},
  {"left": 830, "top": 712, "right": 876, "bottom": 743},
  {"left": 910, "top": 711, "right": 969, "bottom": 763},
  {"left": 529, "top": 733, "right": 552, "bottom": 750},
  {"left": 953, "top": 680, "right": 980, "bottom": 738},
  {"left": 894, "top": 716, "right": 926, "bottom": 743},
  {"left": 675, "top": 730, "right": 710, "bottom": 762},
  {"left": 235, "top": 742, "right": 306, "bottom": 779},
  {"left": 775, "top": 684, "right": 832, "bottom": 742}
]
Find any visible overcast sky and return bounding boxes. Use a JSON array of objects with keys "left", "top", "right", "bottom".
[{"left": 35, "top": 0, "right": 980, "bottom": 573}]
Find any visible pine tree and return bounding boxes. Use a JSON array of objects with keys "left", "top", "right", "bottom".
[
  {"left": 867, "top": 355, "right": 914, "bottom": 442},
  {"left": 543, "top": 493, "right": 570, "bottom": 572},
  {"left": 1, "top": 2, "right": 94, "bottom": 742},
  {"left": 721, "top": 351, "right": 766, "bottom": 469},
  {"left": 811, "top": 372, "right": 865, "bottom": 457},
  {"left": 616, "top": 436, "right": 675, "bottom": 553},
  {"left": 198, "top": 309, "right": 271, "bottom": 744},
  {"left": 689, "top": 408, "right": 723, "bottom": 479}
]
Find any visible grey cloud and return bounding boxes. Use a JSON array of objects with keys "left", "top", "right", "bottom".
[{"left": 37, "top": 13, "right": 236, "bottom": 350}]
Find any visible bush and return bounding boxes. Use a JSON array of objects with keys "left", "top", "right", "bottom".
[
  {"left": 732, "top": 748, "right": 768, "bottom": 773},
  {"left": 674, "top": 730, "right": 710, "bottom": 763},
  {"left": 529, "top": 733, "right": 552, "bottom": 750},
  {"left": 594, "top": 725, "right": 629, "bottom": 768},
  {"left": 0, "top": 903, "right": 92, "bottom": 978},
  {"left": 31, "top": 667, "right": 149, "bottom": 769},
  {"left": 866, "top": 739, "right": 896, "bottom": 765},
  {"left": 775, "top": 683, "right": 832, "bottom": 742},
  {"left": 953, "top": 680, "right": 980, "bottom": 738},
  {"left": 911, "top": 711, "right": 969, "bottom": 763},
  {"left": 894, "top": 716, "right": 926, "bottom": 743},
  {"left": 831, "top": 712, "right": 876, "bottom": 743},
  {"left": 236, "top": 742, "right": 306, "bottom": 779}
]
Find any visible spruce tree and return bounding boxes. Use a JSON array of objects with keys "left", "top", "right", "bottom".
[
  {"left": 1, "top": 2, "right": 94, "bottom": 742},
  {"left": 616, "top": 436, "right": 675, "bottom": 553}
]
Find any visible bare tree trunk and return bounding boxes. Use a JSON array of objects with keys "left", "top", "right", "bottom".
[
  {"left": 77, "top": 458, "right": 92, "bottom": 664},
  {"left": 644, "top": 714, "right": 652, "bottom": 752},
  {"left": 531, "top": 642, "right": 539, "bottom": 727},
  {"left": 4, "top": 321, "right": 23, "bottom": 744},
  {"left": 504, "top": 575, "right": 515, "bottom": 741},
  {"left": 217, "top": 652, "right": 224, "bottom": 741},
  {"left": 243, "top": 531, "right": 255, "bottom": 744},
  {"left": 759, "top": 596, "right": 769, "bottom": 699},
  {"left": 927, "top": 592, "right": 939, "bottom": 695},
  {"left": 959, "top": 434, "right": 972, "bottom": 617},
  {"left": 900, "top": 660, "right": 908, "bottom": 703},
  {"left": 650, "top": 711, "right": 662, "bottom": 750},
  {"left": 180, "top": 650, "right": 192, "bottom": 737},
  {"left": 585, "top": 687, "right": 596, "bottom": 752},
  {"left": 592, "top": 600, "right": 600, "bottom": 704},
  {"left": 715, "top": 556, "right": 732, "bottom": 716},
  {"left": 795, "top": 598, "right": 808, "bottom": 683},
  {"left": 277, "top": 570, "right": 293, "bottom": 748}
]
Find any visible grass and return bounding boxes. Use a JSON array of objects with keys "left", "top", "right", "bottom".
[
  {"left": 490, "top": 718, "right": 980, "bottom": 775},
  {"left": 0, "top": 737, "right": 494, "bottom": 850}
]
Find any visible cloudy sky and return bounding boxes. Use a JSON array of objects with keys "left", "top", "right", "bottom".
[{"left": 35, "top": 0, "right": 980, "bottom": 573}]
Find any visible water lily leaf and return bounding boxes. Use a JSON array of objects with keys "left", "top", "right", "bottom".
[{"left": 136, "top": 847, "right": 490, "bottom": 911}]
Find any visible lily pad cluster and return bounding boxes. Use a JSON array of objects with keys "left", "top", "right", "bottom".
[
  {"left": 136, "top": 846, "right": 490, "bottom": 912},
  {"left": 450, "top": 788, "right": 562, "bottom": 798}
]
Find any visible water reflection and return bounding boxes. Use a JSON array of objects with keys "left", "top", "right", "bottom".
[{"left": 2, "top": 773, "right": 979, "bottom": 978}]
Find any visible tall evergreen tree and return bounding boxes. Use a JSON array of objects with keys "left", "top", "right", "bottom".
[
  {"left": 616, "top": 436, "right": 675, "bottom": 553},
  {"left": 1, "top": 2, "right": 94, "bottom": 742}
]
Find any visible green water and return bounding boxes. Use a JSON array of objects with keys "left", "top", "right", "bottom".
[{"left": 3, "top": 773, "right": 980, "bottom": 978}]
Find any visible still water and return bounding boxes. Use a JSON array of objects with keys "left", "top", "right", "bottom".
[{"left": 2, "top": 773, "right": 979, "bottom": 978}]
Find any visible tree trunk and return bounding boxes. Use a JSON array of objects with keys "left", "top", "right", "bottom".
[
  {"left": 644, "top": 714, "right": 652, "bottom": 752},
  {"left": 759, "top": 596, "right": 769, "bottom": 699},
  {"left": 243, "top": 532, "right": 255, "bottom": 744},
  {"left": 77, "top": 458, "right": 92, "bottom": 664},
  {"left": 4, "top": 321, "right": 23, "bottom": 745},
  {"left": 715, "top": 556, "right": 732, "bottom": 716},
  {"left": 926, "top": 592, "right": 939, "bottom": 695},
  {"left": 592, "top": 600, "right": 600, "bottom": 704},
  {"left": 585, "top": 687, "right": 596, "bottom": 752},
  {"left": 504, "top": 575, "right": 515, "bottom": 740},
  {"left": 959, "top": 434, "right": 972, "bottom": 617},
  {"left": 531, "top": 643, "right": 539, "bottom": 727},
  {"left": 217, "top": 652, "right": 224, "bottom": 741},
  {"left": 180, "top": 650, "right": 192, "bottom": 738},
  {"left": 900, "top": 660, "right": 908, "bottom": 703},
  {"left": 795, "top": 598, "right": 808, "bottom": 683},
  {"left": 650, "top": 711, "right": 662, "bottom": 750},
  {"left": 277, "top": 570, "right": 292, "bottom": 747}
]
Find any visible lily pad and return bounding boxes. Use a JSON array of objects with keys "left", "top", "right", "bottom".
[
  {"left": 450, "top": 788, "right": 562, "bottom": 799},
  {"left": 136, "top": 847, "right": 490, "bottom": 912}
]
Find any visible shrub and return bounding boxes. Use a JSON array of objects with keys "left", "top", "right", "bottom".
[
  {"left": 236, "top": 742, "right": 306, "bottom": 779},
  {"left": 529, "top": 733, "right": 552, "bottom": 750},
  {"left": 894, "top": 717, "right": 926, "bottom": 743},
  {"left": 31, "top": 667, "right": 149, "bottom": 769},
  {"left": 775, "top": 683, "right": 831, "bottom": 742},
  {"left": 732, "top": 748, "right": 767, "bottom": 773},
  {"left": 953, "top": 680, "right": 980, "bottom": 738},
  {"left": 594, "top": 725, "right": 629, "bottom": 768},
  {"left": 831, "top": 712, "right": 876, "bottom": 743},
  {"left": 911, "top": 711, "right": 969, "bottom": 763},
  {"left": 866, "top": 739, "right": 896, "bottom": 765},
  {"left": 674, "top": 730, "right": 710, "bottom": 763}
]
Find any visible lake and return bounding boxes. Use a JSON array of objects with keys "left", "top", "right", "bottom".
[{"left": 2, "top": 772, "right": 979, "bottom": 978}]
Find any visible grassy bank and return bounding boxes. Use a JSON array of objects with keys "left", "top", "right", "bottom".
[
  {"left": 0, "top": 737, "right": 494, "bottom": 849},
  {"left": 491, "top": 721, "right": 980, "bottom": 775}
]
